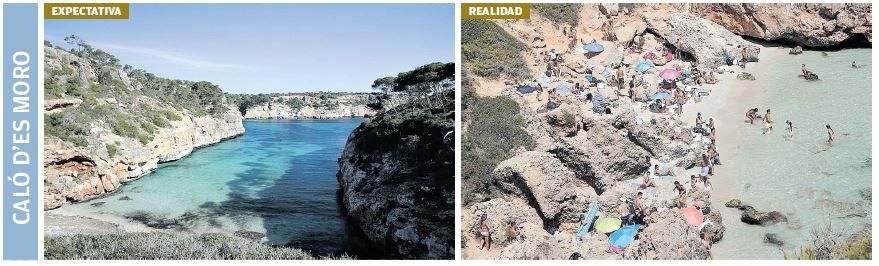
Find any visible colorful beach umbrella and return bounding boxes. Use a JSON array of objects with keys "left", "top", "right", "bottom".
[
  {"left": 517, "top": 85, "right": 537, "bottom": 94},
  {"left": 659, "top": 68, "right": 681, "bottom": 80},
  {"left": 650, "top": 92, "right": 671, "bottom": 101},
  {"left": 583, "top": 42, "right": 604, "bottom": 53},
  {"left": 681, "top": 207, "right": 705, "bottom": 226},
  {"left": 595, "top": 217, "right": 622, "bottom": 233},
  {"left": 609, "top": 224, "right": 641, "bottom": 249},
  {"left": 636, "top": 61, "right": 654, "bottom": 73}
]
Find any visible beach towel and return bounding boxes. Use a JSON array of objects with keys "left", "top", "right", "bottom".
[
  {"left": 610, "top": 225, "right": 641, "bottom": 249},
  {"left": 538, "top": 102, "right": 561, "bottom": 113},
  {"left": 681, "top": 207, "right": 705, "bottom": 226},
  {"left": 576, "top": 203, "right": 600, "bottom": 240},
  {"left": 595, "top": 217, "right": 622, "bottom": 233},
  {"left": 517, "top": 85, "right": 537, "bottom": 94}
]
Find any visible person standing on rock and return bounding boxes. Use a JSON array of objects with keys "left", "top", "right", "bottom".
[
  {"left": 674, "top": 181, "right": 687, "bottom": 208},
  {"left": 478, "top": 214, "right": 491, "bottom": 250},
  {"left": 675, "top": 39, "right": 683, "bottom": 60},
  {"left": 618, "top": 198, "right": 632, "bottom": 225}
]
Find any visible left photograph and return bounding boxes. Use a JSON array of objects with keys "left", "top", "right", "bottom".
[{"left": 42, "top": 3, "right": 455, "bottom": 260}]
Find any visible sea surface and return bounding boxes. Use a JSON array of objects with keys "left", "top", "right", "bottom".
[
  {"left": 64, "top": 119, "right": 371, "bottom": 257},
  {"left": 710, "top": 48, "right": 872, "bottom": 259}
]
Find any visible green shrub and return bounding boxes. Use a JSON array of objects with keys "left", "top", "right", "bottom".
[
  {"left": 161, "top": 110, "right": 182, "bottom": 121},
  {"left": 44, "top": 232, "right": 327, "bottom": 260},
  {"left": 462, "top": 96, "right": 533, "bottom": 205},
  {"left": 532, "top": 3, "right": 582, "bottom": 25},
  {"left": 106, "top": 144, "right": 117, "bottom": 157},
  {"left": 141, "top": 122, "right": 157, "bottom": 135},
  {"left": 461, "top": 20, "right": 530, "bottom": 79},
  {"left": 45, "top": 79, "right": 64, "bottom": 99},
  {"left": 45, "top": 112, "right": 89, "bottom": 147}
]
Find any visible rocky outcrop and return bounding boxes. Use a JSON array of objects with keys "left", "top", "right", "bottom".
[
  {"left": 43, "top": 47, "right": 244, "bottom": 209},
  {"left": 642, "top": 12, "right": 760, "bottom": 66},
  {"left": 692, "top": 3, "right": 872, "bottom": 47},
  {"left": 725, "top": 199, "right": 788, "bottom": 225},
  {"left": 337, "top": 97, "right": 454, "bottom": 259},
  {"left": 242, "top": 94, "right": 376, "bottom": 119}
]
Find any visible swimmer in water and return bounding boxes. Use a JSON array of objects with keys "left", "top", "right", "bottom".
[
  {"left": 826, "top": 124, "right": 834, "bottom": 145},
  {"left": 852, "top": 61, "right": 861, "bottom": 68},
  {"left": 762, "top": 109, "right": 773, "bottom": 134},
  {"left": 786, "top": 120, "right": 797, "bottom": 139}
]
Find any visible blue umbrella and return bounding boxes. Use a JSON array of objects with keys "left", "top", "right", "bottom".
[
  {"left": 636, "top": 61, "right": 654, "bottom": 73},
  {"left": 555, "top": 83, "right": 570, "bottom": 94},
  {"left": 650, "top": 92, "right": 671, "bottom": 101},
  {"left": 609, "top": 225, "right": 641, "bottom": 249},
  {"left": 583, "top": 42, "right": 604, "bottom": 53}
]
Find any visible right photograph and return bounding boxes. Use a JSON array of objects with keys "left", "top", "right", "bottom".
[{"left": 461, "top": 3, "right": 871, "bottom": 260}]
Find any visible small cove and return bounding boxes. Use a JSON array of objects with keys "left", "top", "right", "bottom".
[{"left": 57, "top": 119, "right": 373, "bottom": 257}]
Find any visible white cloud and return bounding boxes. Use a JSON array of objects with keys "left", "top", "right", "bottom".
[{"left": 90, "top": 41, "right": 256, "bottom": 72}]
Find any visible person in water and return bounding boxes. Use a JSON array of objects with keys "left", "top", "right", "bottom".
[
  {"left": 851, "top": 61, "right": 860, "bottom": 68},
  {"left": 745, "top": 108, "right": 759, "bottom": 124},
  {"left": 762, "top": 109, "right": 773, "bottom": 134},
  {"left": 478, "top": 214, "right": 491, "bottom": 250},
  {"left": 785, "top": 120, "right": 797, "bottom": 139},
  {"left": 640, "top": 172, "right": 656, "bottom": 189},
  {"left": 826, "top": 124, "right": 835, "bottom": 145},
  {"left": 801, "top": 64, "right": 808, "bottom": 76}
]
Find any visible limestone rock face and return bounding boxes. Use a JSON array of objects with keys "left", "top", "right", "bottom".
[
  {"left": 692, "top": 3, "right": 872, "bottom": 47},
  {"left": 642, "top": 12, "right": 760, "bottom": 66},
  {"left": 243, "top": 94, "right": 380, "bottom": 119},
  {"left": 43, "top": 47, "right": 245, "bottom": 209},
  {"left": 337, "top": 102, "right": 454, "bottom": 259}
]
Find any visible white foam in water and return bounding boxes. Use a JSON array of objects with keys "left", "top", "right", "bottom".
[{"left": 710, "top": 48, "right": 871, "bottom": 259}]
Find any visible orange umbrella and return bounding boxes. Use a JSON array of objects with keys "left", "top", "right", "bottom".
[{"left": 681, "top": 207, "right": 704, "bottom": 226}]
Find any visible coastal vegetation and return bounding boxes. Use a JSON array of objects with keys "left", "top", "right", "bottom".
[
  {"left": 785, "top": 225, "right": 872, "bottom": 260},
  {"left": 44, "top": 232, "right": 337, "bottom": 260},
  {"left": 45, "top": 36, "right": 235, "bottom": 147},
  {"left": 227, "top": 91, "right": 371, "bottom": 116},
  {"left": 461, "top": 71, "right": 533, "bottom": 205},
  {"left": 531, "top": 3, "right": 582, "bottom": 25},
  {"left": 370, "top": 62, "right": 455, "bottom": 112},
  {"left": 461, "top": 20, "right": 529, "bottom": 79}
]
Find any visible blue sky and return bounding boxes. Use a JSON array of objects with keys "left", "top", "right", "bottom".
[{"left": 45, "top": 4, "right": 454, "bottom": 93}]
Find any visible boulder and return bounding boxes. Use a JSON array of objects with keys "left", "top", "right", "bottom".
[
  {"left": 740, "top": 206, "right": 787, "bottom": 225},
  {"left": 764, "top": 233, "right": 784, "bottom": 246},
  {"left": 642, "top": 12, "right": 760, "bottom": 66},
  {"left": 790, "top": 46, "right": 804, "bottom": 55}
]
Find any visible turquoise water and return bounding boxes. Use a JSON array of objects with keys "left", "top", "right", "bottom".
[
  {"left": 66, "top": 119, "right": 369, "bottom": 256},
  {"left": 711, "top": 49, "right": 872, "bottom": 259}
]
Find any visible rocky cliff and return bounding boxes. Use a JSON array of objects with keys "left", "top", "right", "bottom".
[
  {"left": 691, "top": 3, "right": 872, "bottom": 47},
  {"left": 43, "top": 46, "right": 244, "bottom": 209},
  {"left": 240, "top": 94, "right": 375, "bottom": 119},
  {"left": 336, "top": 91, "right": 454, "bottom": 259}
]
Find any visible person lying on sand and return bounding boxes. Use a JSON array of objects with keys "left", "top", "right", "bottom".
[
  {"left": 653, "top": 165, "right": 675, "bottom": 176},
  {"left": 745, "top": 108, "right": 759, "bottom": 124},
  {"left": 762, "top": 109, "right": 773, "bottom": 134},
  {"left": 826, "top": 124, "right": 835, "bottom": 145}
]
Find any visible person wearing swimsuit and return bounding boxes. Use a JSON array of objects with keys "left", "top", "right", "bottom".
[{"left": 479, "top": 215, "right": 491, "bottom": 250}]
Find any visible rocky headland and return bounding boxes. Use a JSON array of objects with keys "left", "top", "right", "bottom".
[
  {"left": 234, "top": 93, "right": 391, "bottom": 119},
  {"left": 336, "top": 63, "right": 455, "bottom": 259},
  {"left": 43, "top": 45, "right": 244, "bottom": 210}
]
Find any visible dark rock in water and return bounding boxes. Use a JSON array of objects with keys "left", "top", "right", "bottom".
[
  {"left": 130, "top": 186, "right": 144, "bottom": 193},
  {"left": 90, "top": 202, "right": 105, "bottom": 207},
  {"left": 119, "top": 195, "right": 132, "bottom": 201},
  {"left": 741, "top": 206, "right": 787, "bottom": 225},
  {"left": 863, "top": 157, "right": 871, "bottom": 168},
  {"left": 235, "top": 230, "right": 266, "bottom": 242},
  {"left": 764, "top": 233, "right": 784, "bottom": 246},
  {"left": 725, "top": 199, "right": 742, "bottom": 209},
  {"left": 860, "top": 188, "right": 871, "bottom": 201},
  {"left": 789, "top": 46, "right": 803, "bottom": 55}
]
